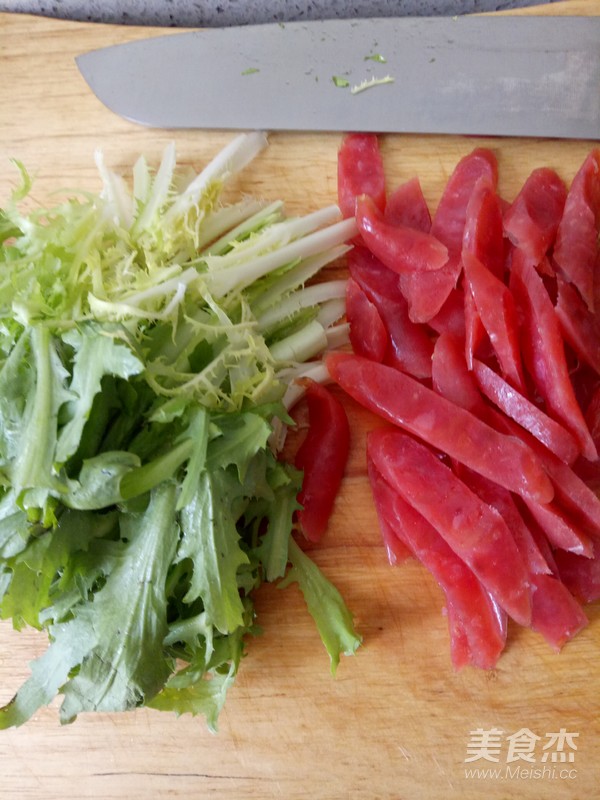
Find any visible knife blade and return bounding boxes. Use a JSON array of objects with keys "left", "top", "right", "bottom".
[{"left": 76, "top": 15, "right": 600, "bottom": 139}]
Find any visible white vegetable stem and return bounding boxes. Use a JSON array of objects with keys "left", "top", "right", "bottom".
[
  {"left": 204, "top": 216, "right": 358, "bottom": 298},
  {"left": 132, "top": 141, "right": 177, "bottom": 234},
  {"left": 281, "top": 361, "right": 332, "bottom": 411},
  {"left": 200, "top": 200, "right": 283, "bottom": 255},
  {"left": 165, "top": 131, "right": 269, "bottom": 222},
  {"left": 269, "top": 319, "right": 328, "bottom": 364},
  {"left": 204, "top": 205, "right": 342, "bottom": 272},
  {"left": 250, "top": 245, "right": 351, "bottom": 318},
  {"left": 257, "top": 279, "right": 347, "bottom": 331}
]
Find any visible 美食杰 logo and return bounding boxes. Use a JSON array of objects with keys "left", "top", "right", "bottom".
[{"left": 464, "top": 728, "right": 579, "bottom": 781}]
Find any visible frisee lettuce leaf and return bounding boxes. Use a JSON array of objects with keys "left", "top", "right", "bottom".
[{"left": 0, "top": 133, "right": 361, "bottom": 730}]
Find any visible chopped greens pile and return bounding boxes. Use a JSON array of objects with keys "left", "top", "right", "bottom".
[{"left": 0, "top": 132, "right": 361, "bottom": 730}]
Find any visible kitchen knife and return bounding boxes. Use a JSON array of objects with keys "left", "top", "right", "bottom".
[{"left": 76, "top": 15, "right": 600, "bottom": 139}]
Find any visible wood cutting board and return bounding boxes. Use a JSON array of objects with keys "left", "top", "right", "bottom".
[{"left": 0, "top": 3, "right": 599, "bottom": 798}]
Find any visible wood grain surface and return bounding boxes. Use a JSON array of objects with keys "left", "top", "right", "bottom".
[{"left": 1, "top": 3, "right": 599, "bottom": 798}]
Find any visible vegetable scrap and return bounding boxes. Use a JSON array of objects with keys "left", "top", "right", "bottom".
[
  {"left": 349, "top": 76, "right": 395, "bottom": 95},
  {"left": 332, "top": 75, "right": 350, "bottom": 88},
  {"left": 0, "top": 132, "right": 361, "bottom": 730},
  {"left": 335, "top": 133, "right": 600, "bottom": 668},
  {"left": 332, "top": 74, "right": 395, "bottom": 94}
]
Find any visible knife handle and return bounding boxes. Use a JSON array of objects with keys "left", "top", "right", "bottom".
[{"left": 25, "top": 0, "right": 554, "bottom": 27}]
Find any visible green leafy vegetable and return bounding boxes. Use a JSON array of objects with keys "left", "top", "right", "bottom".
[
  {"left": 364, "top": 53, "right": 387, "bottom": 63},
  {"left": 280, "top": 538, "right": 361, "bottom": 673},
  {"left": 0, "top": 132, "right": 361, "bottom": 730},
  {"left": 332, "top": 76, "right": 350, "bottom": 88}
]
